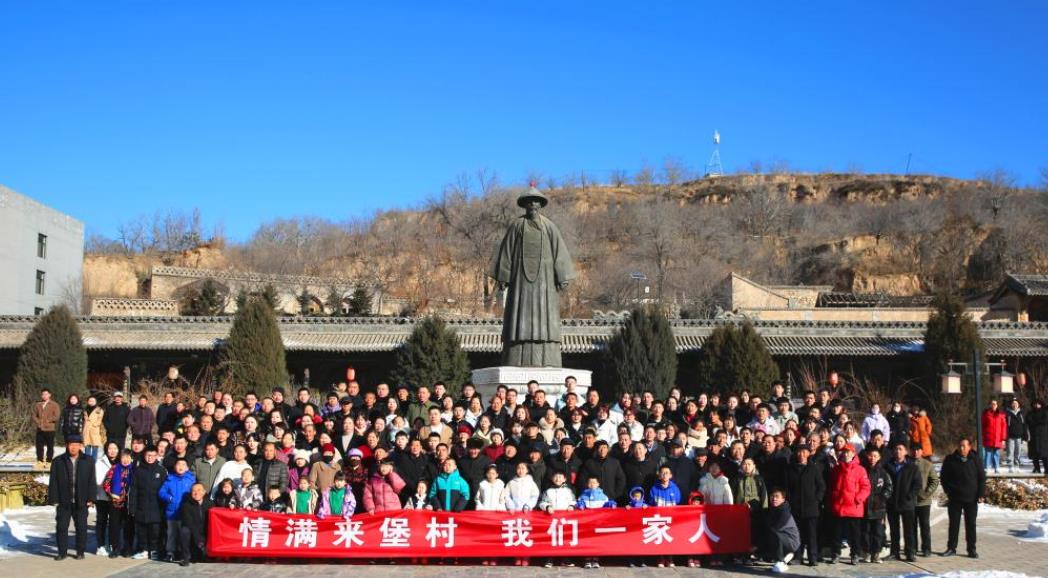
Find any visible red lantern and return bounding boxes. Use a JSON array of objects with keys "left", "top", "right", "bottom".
[
  {"left": 1017, "top": 372, "right": 1027, "bottom": 387},
  {"left": 828, "top": 371, "right": 839, "bottom": 388},
  {"left": 346, "top": 366, "right": 356, "bottom": 382}
]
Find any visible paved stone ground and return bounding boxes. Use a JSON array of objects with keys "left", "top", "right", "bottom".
[{"left": 4, "top": 505, "right": 1045, "bottom": 578}]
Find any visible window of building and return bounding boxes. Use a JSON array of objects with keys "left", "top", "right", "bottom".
[
  {"left": 37, "top": 233, "right": 47, "bottom": 259},
  {"left": 35, "top": 270, "right": 45, "bottom": 295},
  {"left": 34, "top": 307, "right": 44, "bottom": 315}
]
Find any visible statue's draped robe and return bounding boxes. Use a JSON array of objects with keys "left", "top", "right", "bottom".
[{"left": 491, "top": 214, "right": 576, "bottom": 367}]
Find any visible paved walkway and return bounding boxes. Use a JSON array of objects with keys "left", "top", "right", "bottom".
[{"left": 4, "top": 505, "right": 1045, "bottom": 578}]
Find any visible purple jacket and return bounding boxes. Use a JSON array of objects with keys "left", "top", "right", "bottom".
[
  {"left": 317, "top": 486, "right": 356, "bottom": 518},
  {"left": 128, "top": 406, "right": 156, "bottom": 437},
  {"left": 287, "top": 465, "right": 310, "bottom": 493}
]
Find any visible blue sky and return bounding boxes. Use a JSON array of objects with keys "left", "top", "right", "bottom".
[{"left": 2, "top": 2, "right": 1046, "bottom": 241}]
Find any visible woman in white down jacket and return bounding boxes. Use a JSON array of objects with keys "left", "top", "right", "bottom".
[
  {"left": 504, "top": 462, "right": 541, "bottom": 566},
  {"left": 504, "top": 462, "right": 540, "bottom": 511},
  {"left": 475, "top": 464, "right": 506, "bottom": 511},
  {"left": 698, "top": 461, "right": 734, "bottom": 505}
]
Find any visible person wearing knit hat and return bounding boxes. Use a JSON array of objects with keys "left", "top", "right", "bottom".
[
  {"left": 483, "top": 431, "right": 506, "bottom": 462},
  {"left": 287, "top": 449, "right": 313, "bottom": 493},
  {"left": 308, "top": 443, "right": 341, "bottom": 493}
]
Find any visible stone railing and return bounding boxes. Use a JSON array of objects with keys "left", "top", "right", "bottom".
[
  {"left": 89, "top": 298, "right": 180, "bottom": 317},
  {"left": 150, "top": 265, "right": 373, "bottom": 288}
]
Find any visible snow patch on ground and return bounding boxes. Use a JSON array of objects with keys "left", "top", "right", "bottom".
[
  {"left": 0, "top": 506, "right": 54, "bottom": 558},
  {"left": 893, "top": 572, "right": 1041, "bottom": 578},
  {"left": 975, "top": 504, "right": 1048, "bottom": 518},
  {"left": 0, "top": 512, "right": 29, "bottom": 556},
  {"left": 1021, "top": 512, "right": 1048, "bottom": 541}
]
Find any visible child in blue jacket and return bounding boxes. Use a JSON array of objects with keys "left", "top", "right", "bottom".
[
  {"left": 648, "top": 465, "right": 682, "bottom": 567},
  {"left": 575, "top": 476, "right": 616, "bottom": 568},
  {"left": 158, "top": 458, "right": 196, "bottom": 561}
]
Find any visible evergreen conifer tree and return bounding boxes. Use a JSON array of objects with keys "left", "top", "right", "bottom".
[
  {"left": 924, "top": 291, "right": 984, "bottom": 387},
  {"left": 697, "top": 321, "right": 778, "bottom": 395},
  {"left": 183, "top": 278, "right": 225, "bottom": 315},
  {"left": 348, "top": 286, "right": 373, "bottom": 316},
  {"left": 297, "top": 288, "right": 315, "bottom": 316},
  {"left": 325, "top": 286, "right": 344, "bottom": 316},
  {"left": 223, "top": 298, "right": 287, "bottom": 395},
  {"left": 391, "top": 316, "right": 469, "bottom": 395},
  {"left": 259, "top": 284, "right": 281, "bottom": 311},
  {"left": 605, "top": 307, "right": 677, "bottom": 398},
  {"left": 15, "top": 305, "right": 87, "bottom": 400}
]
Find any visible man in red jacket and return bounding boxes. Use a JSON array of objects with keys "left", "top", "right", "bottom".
[
  {"left": 827, "top": 445, "right": 871, "bottom": 565},
  {"left": 981, "top": 399, "right": 1008, "bottom": 474}
]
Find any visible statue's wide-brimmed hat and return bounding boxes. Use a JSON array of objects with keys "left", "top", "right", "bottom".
[{"left": 517, "top": 184, "right": 548, "bottom": 208}]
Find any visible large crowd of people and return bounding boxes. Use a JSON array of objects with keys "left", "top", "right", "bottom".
[{"left": 38, "top": 376, "right": 1046, "bottom": 571}]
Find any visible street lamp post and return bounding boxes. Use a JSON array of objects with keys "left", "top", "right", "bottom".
[
  {"left": 629, "top": 272, "right": 648, "bottom": 305},
  {"left": 941, "top": 350, "right": 1013, "bottom": 453}
]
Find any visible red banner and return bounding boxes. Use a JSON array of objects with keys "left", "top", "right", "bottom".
[{"left": 207, "top": 505, "right": 751, "bottom": 559}]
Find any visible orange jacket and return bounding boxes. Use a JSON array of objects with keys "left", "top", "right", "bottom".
[{"left": 909, "top": 415, "right": 933, "bottom": 456}]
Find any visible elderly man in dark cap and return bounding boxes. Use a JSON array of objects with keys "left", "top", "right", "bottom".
[{"left": 47, "top": 434, "right": 97, "bottom": 560}]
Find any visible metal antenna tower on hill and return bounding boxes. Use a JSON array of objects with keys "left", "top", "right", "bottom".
[{"left": 705, "top": 130, "right": 724, "bottom": 177}]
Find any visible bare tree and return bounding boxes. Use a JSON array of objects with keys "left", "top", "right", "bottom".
[
  {"left": 609, "top": 169, "right": 629, "bottom": 187},
  {"left": 978, "top": 168, "right": 1015, "bottom": 221},
  {"left": 115, "top": 209, "right": 207, "bottom": 256},
  {"left": 84, "top": 232, "right": 123, "bottom": 254},
  {"left": 628, "top": 198, "right": 687, "bottom": 302},
  {"left": 57, "top": 276, "right": 85, "bottom": 315},
  {"left": 429, "top": 171, "right": 515, "bottom": 310},
  {"left": 736, "top": 184, "right": 788, "bottom": 238},
  {"left": 661, "top": 157, "right": 691, "bottom": 186},
  {"left": 633, "top": 163, "right": 655, "bottom": 191}
]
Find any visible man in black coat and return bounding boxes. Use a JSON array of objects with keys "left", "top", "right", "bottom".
[
  {"left": 155, "top": 391, "right": 180, "bottom": 435},
  {"left": 621, "top": 443, "right": 658, "bottom": 495},
  {"left": 546, "top": 439, "right": 582, "bottom": 488},
  {"left": 885, "top": 442, "right": 922, "bottom": 561},
  {"left": 1027, "top": 400, "right": 1048, "bottom": 474},
  {"left": 177, "top": 482, "right": 212, "bottom": 566},
  {"left": 885, "top": 402, "right": 911, "bottom": 448},
  {"left": 784, "top": 445, "right": 825, "bottom": 566},
  {"left": 392, "top": 438, "right": 436, "bottom": 503},
  {"left": 130, "top": 446, "right": 168, "bottom": 560},
  {"left": 940, "top": 438, "right": 986, "bottom": 558},
  {"left": 456, "top": 439, "right": 492, "bottom": 505},
  {"left": 664, "top": 441, "right": 698, "bottom": 502},
  {"left": 754, "top": 435, "right": 789, "bottom": 491},
  {"left": 577, "top": 441, "right": 626, "bottom": 502},
  {"left": 103, "top": 392, "right": 131, "bottom": 449},
  {"left": 255, "top": 442, "right": 289, "bottom": 492},
  {"left": 47, "top": 435, "right": 97, "bottom": 560}
]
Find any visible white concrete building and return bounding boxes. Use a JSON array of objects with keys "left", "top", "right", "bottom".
[{"left": 0, "top": 185, "right": 84, "bottom": 315}]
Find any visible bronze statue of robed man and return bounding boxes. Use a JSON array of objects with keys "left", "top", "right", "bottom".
[{"left": 490, "top": 185, "right": 576, "bottom": 367}]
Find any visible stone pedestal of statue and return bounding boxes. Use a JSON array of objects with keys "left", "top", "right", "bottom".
[{"left": 471, "top": 366, "right": 592, "bottom": 402}]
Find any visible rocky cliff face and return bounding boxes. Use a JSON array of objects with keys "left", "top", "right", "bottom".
[{"left": 84, "top": 244, "right": 229, "bottom": 299}]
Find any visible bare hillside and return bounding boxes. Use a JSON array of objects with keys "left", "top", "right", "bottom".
[{"left": 85, "top": 172, "right": 1048, "bottom": 317}]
